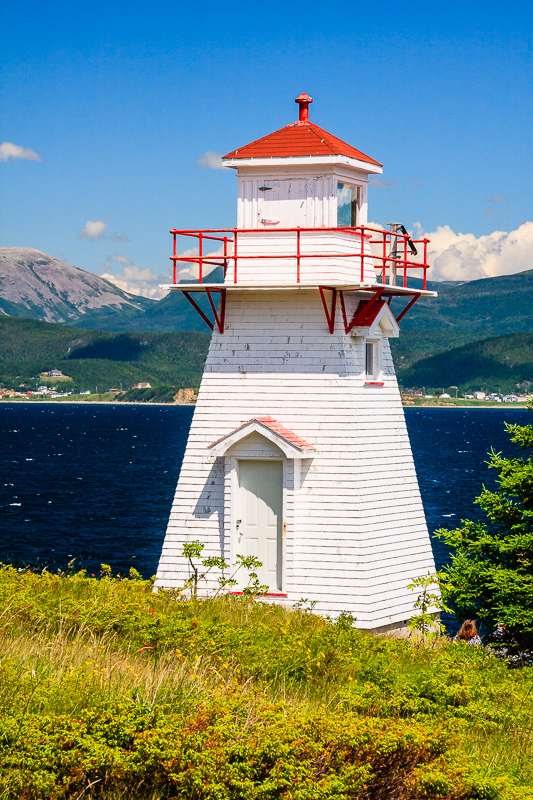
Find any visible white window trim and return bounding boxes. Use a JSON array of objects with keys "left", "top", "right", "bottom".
[{"left": 365, "top": 338, "right": 382, "bottom": 380}]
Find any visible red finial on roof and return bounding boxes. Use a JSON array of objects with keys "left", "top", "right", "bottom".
[{"left": 295, "top": 92, "right": 313, "bottom": 123}]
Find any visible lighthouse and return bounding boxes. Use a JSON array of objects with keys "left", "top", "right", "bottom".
[{"left": 155, "top": 94, "right": 437, "bottom": 632}]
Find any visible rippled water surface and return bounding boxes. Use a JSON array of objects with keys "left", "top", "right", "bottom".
[{"left": 0, "top": 404, "right": 529, "bottom": 576}]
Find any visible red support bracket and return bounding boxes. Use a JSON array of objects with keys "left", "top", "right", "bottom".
[
  {"left": 340, "top": 288, "right": 384, "bottom": 334},
  {"left": 206, "top": 288, "right": 226, "bottom": 334},
  {"left": 395, "top": 292, "right": 421, "bottom": 324},
  {"left": 181, "top": 289, "right": 226, "bottom": 334},
  {"left": 318, "top": 286, "right": 337, "bottom": 334}
]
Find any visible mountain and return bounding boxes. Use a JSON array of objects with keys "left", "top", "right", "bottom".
[
  {"left": 397, "top": 331, "right": 533, "bottom": 393},
  {"left": 3, "top": 247, "right": 532, "bottom": 341},
  {"left": 0, "top": 317, "right": 210, "bottom": 390},
  {"left": 0, "top": 248, "right": 156, "bottom": 325},
  {"left": 0, "top": 247, "right": 221, "bottom": 332}
]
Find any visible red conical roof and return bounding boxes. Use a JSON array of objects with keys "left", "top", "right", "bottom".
[{"left": 223, "top": 94, "right": 381, "bottom": 166}]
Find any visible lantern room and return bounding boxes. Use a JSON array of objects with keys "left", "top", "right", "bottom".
[{"left": 223, "top": 93, "right": 382, "bottom": 231}]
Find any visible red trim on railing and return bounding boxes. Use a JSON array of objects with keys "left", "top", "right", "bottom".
[
  {"left": 168, "top": 225, "right": 431, "bottom": 289},
  {"left": 365, "top": 381, "right": 384, "bottom": 386}
]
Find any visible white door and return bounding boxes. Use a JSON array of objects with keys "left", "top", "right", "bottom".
[
  {"left": 259, "top": 180, "right": 307, "bottom": 228},
  {"left": 237, "top": 460, "right": 283, "bottom": 591}
]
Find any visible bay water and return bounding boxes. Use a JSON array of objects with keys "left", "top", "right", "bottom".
[{"left": 0, "top": 404, "right": 529, "bottom": 580}]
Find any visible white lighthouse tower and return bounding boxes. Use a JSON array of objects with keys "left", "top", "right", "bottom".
[{"left": 156, "top": 93, "right": 437, "bottom": 632}]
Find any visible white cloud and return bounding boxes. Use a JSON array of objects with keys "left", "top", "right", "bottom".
[
  {"left": 0, "top": 141, "right": 42, "bottom": 162},
  {"left": 369, "top": 177, "right": 396, "bottom": 189},
  {"left": 100, "top": 260, "right": 167, "bottom": 299},
  {"left": 78, "top": 220, "right": 109, "bottom": 240},
  {"left": 78, "top": 220, "right": 128, "bottom": 242},
  {"left": 195, "top": 151, "right": 224, "bottom": 170},
  {"left": 102, "top": 253, "right": 133, "bottom": 266},
  {"left": 412, "top": 221, "right": 533, "bottom": 281}
]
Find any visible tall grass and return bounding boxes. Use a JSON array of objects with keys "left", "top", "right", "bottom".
[{"left": 0, "top": 565, "right": 532, "bottom": 798}]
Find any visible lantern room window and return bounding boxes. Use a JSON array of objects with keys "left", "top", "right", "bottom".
[{"left": 337, "top": 182, "right": 359, "bottom": 227}]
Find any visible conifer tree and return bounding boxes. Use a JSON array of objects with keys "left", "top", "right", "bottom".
[{"left": 437, "top": 403, "right": 533, "bottom": 650}]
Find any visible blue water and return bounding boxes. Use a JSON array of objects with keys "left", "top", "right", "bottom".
[{"left": 0, "top": 404, "right": 529, "bottom": 577}]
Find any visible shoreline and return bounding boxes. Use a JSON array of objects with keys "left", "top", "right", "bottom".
[
  {"left": 0, "top": 399, "right": 529, "bottom": 409},
  {"left": 0, "top": 399, "right": 196, "bottom": 407}
]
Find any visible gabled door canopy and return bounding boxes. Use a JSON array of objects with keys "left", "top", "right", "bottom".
[{"left": 209, "top": 416, "right": 316, "bottom": 458}]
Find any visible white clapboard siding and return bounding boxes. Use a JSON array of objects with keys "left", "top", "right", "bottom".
[{"left": 156, "top": 288, "right": 437, "bottom": 630}]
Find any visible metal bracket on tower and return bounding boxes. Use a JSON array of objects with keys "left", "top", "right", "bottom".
[
  {"left": 319, "top": 287, "right": 337, "bottom": 334},
  {"left": 181, "top": 288, "right": 226, "bottom": 334},
  {"left": 395, "top": 292, "right": 421, "bottom": 324}
]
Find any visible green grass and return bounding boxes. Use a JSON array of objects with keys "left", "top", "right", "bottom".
[{"left": 0, "top": 565, "right": 532, "bottom": 798}]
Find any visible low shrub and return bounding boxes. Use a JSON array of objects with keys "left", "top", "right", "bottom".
[{"left": 0, "top": 565, "right": 531, "bottom": 798}]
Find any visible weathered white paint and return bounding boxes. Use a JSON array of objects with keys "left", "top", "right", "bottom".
[
  {"left": 157, "top": 140, "right": 436, "bottom": 630},
  {"left": 156, "top": 288, "right": 437, "bottom": 630},
  {"left": 235, "top": 165, "right": 368, "bottom": 230}
]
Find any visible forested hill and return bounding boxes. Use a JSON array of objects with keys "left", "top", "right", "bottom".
[
  {"left": 398, "top": 268, "right": 533, "bottom": 335},
  {"left": 0, "top": 317, "right": 210, "bottom": 391},
  {"left": 397, "top": 331, "right": 533, "bottom": 393}
]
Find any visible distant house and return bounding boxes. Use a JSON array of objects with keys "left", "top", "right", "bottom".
[
  {"left": 474, "top": 391, "right": 486, "bottom": 400},
  {"left": 42, "top": 369, "right": 68, "bottom": 378},
  {"left": 440, "top": 393, "right": 451, "bottom": 399},
  {"left": 132, "top": 382, "right": 152, "bottom": 389}
]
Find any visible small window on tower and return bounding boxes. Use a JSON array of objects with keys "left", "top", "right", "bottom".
[
  {"left": 337, "top": 183, "right": 359, "bottom": 227},
  {"left": 365, "top": 341, "right": 379, "bottom": 377}
]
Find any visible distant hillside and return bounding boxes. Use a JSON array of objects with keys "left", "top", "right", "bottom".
[
  {"left": 398, "top": 332, "right": 533, "bottom": 393},
  {"left": 396, "top": 269, "right": 533, "bottom": 335},
  {"left": 0, "top": 317, "right": 210, "bottom": 391},
  {"left": 3, "top": 247, "right": 532, "bottom": 341},
  {"left": 0, "top": 248, "right": 221, "bottom": 332},
  {"left": 2, "top": 248, "right": 533, "bottom": 387}
]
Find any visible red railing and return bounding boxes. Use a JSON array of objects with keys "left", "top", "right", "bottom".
[{"left": 170, "top": 226, "right": 430, "bottom": 290}]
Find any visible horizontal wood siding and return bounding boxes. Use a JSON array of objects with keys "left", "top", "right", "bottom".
[{"left": 156, "top": 289, "right": 436, "bottom": 628}]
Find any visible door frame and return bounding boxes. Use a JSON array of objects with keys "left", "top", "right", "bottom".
[{"left": 228, "top": 455, "right": 287, "bottom": 593}]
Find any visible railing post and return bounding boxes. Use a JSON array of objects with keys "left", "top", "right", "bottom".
[
  {"left": 360, "top": 226, "right": 365, "bottom": 282},
  {"left": 198, "top": 232, "right": 203, "bottom": 284},
  {"left": 296, "top": 228, "right": 301, "bottom": 283},
  {"left": 223, "top": 236, "right": 228, "bottom": 278},
  {"left": 233, "top": 229, "right": 238, "bottom": 284},
  {"left": 403, "top": 236, "right": 408, "bottom": 288},
  {"left": 423, "top": 239, "right": 428, "bottom": 290},
  {"left": 172, "top": 231, "right": 177, "bottom": 284}
]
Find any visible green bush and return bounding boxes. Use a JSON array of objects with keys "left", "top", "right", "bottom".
[{"left": 0, "top": 565, "right": 531, "bottom": 798}]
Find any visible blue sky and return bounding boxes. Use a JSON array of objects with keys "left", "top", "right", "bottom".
[{"left": 1, "top": 0, "right": 531, "bottom": 294}]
